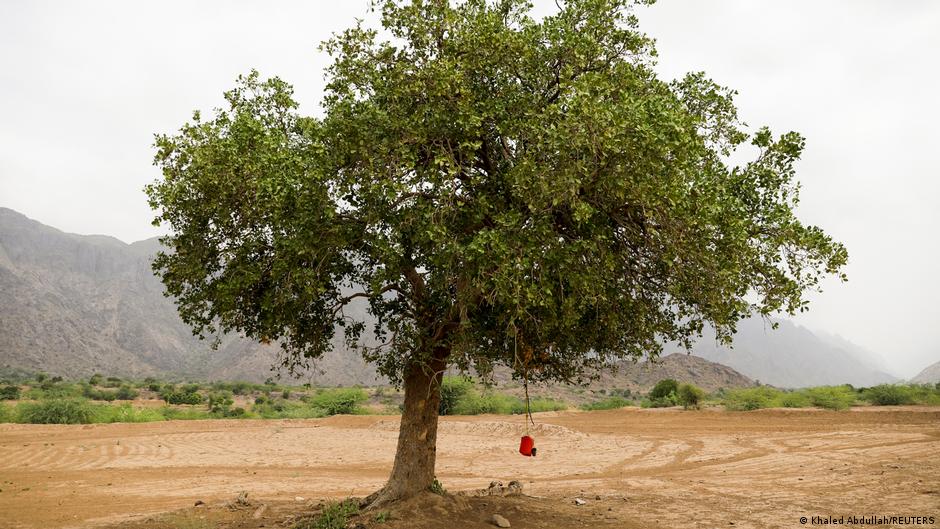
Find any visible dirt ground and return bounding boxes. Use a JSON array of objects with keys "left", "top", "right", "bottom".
[{"left": 0, "top": 407, "right": 938, "bottom": 529}]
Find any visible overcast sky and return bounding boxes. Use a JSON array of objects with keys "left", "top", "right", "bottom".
[{"left": 1, "top": 1, "right": 937, "bottom": 376}]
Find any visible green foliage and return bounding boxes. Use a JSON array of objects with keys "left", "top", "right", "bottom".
[
  {"left": 0, "top": 384, "right": 20, "bottom": 400},
  {"left": 208, "top": 391, "right": 235, "bottom": 415},
  {"left": 650, "top": 379, "right": 679, "bottom": 400},
  {"left": 723, "top": 387, "right": 783, "bottom": 411},
  {"left": 16, "top": 399, "right": 94, "bottom": 424},
  {"left": 861, "top": 384, "right": 918, "bottom": 406},
  {"left": 295, "top": 500, "right": 359, "bottom": 529},
  {"left": 147, "top": 0, "right": 847, "bottom": 392},
  {"left": 581, "top": 396, "right": 633, "bottom": 411},
  {"left": 723, "top": 385, "right": 856, "bottom": 411},
  {"left": 437, "top": 377, "right": 565, "bottom": 415},
  {"left": 778, "top": 391, "right": 811, "bottom": 408},
  {"left": 429, "top": 478, "right": 446, "bottom": 495},
  {"left": 372, "top": 511, "right": 391, "bottom": 524},
  {"left": 0, "top": 403, "right": 11, "bottom": 423},
  {"left": 677, "top": 383, "right": 705, "bottom": 410},
  {"left": 160, "top": 387, "right": 204, "bottom": 405},
  {"left": 91, "top": 403, "right": 166, "bottom": 423},
  {"left": 83, "top": 385, "right": 118, "bottom": 401},
  {"left": 306, "top": 388, "right": 368, "bottom": 416},
  {"left": 802, "top": 386, "right": 856, "bottom": 411},
  {"left": 439, "top": 376, "right": 474, "bottom": 415}
]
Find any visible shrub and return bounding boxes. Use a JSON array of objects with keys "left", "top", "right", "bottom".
[
  {"left": 677, "top": 383, "right": 705, "bottom": 410},
  {"left": 88, "top": 374, "right": 103, "bottom": 385},
  {"left": 861, "top": 385, "right": 916, "bottom": 406},
  {"left": 208, "top": 391, "right": 235, "bottom": 415},
  {"left": 581, "top": 396, "right": 633, "bottom": 411},
  {"left": 307, "top": 388, "right": 368, "bottom": 415},
  {"left": 92, "top": 403, "right": 166, "bottom": 423},
  {"left": 296, "top": 499, "right": 359, "bottom": 529},
  {"left": 0, "top": 384, "right": 20, "bottom": 400},
  {"left": 102, "top": 376, "right": 124, "bottom": 388},
  {"left": 439, "top": 377, "right": 473, "bottom": 415},
  {"left": 723, "top": 387, "right": 783, "bottom": 411},
  {"left": 802, "top": 386, "right": 855, "bottom": 410},
  {"left": 115, "top": 385, "right": 139, "bottom": 400},
  {"left": 161, "top": 388, "right": 204, "bottom": 405},
  {"left": 83, "top": 385, "right": 118, "bottom": 401},
  {"left": 16, "top": 399, "right": 94, "bottom": 424},
  {"left": 650, "top": 379, "right": 679, "bottom": 400},
  {"left": 778, "top": 391, "right": 811, "bottom": 408},
  {"left": 0, "top": 403, "right": 11, "bottom": 423},
  {"left": 429, "top": 478, "right": 446, "bottom": 495}
]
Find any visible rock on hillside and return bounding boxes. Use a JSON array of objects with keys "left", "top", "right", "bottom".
[{"left": 910, "top": 359, "right": 940, "bottom": 384}]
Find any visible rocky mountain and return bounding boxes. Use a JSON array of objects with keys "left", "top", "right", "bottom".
[
  {"left": 687, "top": 318, "right": 898, "bottom": 388},
  {"left": 0, "top": 207, "right": 380, "bottom": 385},
  {"left": 910, "top": 359, "right": 940, "bottom": 384},
  {"left": 592, "top": 353, "right": 755, "bottom": 393}
]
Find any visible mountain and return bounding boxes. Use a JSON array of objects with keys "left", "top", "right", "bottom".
[
  {"left": 593, "top": 353, "right": 755, "bottom": 393},
  {"left": 910, "top": 360, "right": 940, "bottom": 384},
  {"left": 0, "top": 207, "right": 380, "bottom": 384},
  {"left": 687, "top": 318, "right": 898, "bottom": 388}
]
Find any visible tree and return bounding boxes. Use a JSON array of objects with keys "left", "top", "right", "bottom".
[
  {"left": 650, "top": 378, "right": 679, "bottom": 400},
  {"left": 677, "top": 383, "right": 704, "bottom": 409},
  {"left": 146, "top": 0, "right": 847, "bottom": 506}
]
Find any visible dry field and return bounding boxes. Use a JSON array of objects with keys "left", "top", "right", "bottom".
[{"left": 0, "top": 407, "right": 938, "bottom": 529}]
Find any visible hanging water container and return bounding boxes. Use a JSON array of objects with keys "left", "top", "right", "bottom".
[{"left": 519, "top": 435, "right": 536, "bottom": 457}]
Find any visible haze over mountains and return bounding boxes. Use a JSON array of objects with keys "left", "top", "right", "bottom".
[{"left": 0, "top": 207, "right": 909, "bottom": 387}]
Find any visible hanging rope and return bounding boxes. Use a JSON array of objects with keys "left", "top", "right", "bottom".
[{"left": 514, "top": 327, "right": 535, "bottom": 435}]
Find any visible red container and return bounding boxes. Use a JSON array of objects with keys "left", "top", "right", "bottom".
[{"left": 519, "top": 435, "right": 535, "bottom": 457}]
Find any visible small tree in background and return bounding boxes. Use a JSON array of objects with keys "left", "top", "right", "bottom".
[
  {"left": 147, "top": 0, "right": 846, "bottom": 506},
  {"left": 677, "top": 383, "right": 705, "bottom": 409}
]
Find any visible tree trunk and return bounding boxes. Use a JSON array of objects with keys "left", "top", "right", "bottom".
[{"left": 364, "top": 347, "right": 448, "bottom": 507}]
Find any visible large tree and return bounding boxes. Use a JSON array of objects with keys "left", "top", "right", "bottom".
[{"left": 147, "top": 0, "right": 847, "bottom": 506}]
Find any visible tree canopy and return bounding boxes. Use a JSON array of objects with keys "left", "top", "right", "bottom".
[{"left": 147, "top": 0, "right": 847, "bottom": 502}]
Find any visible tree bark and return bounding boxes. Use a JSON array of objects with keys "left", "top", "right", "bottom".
[{"left": 364, "top": 346, "right": 448, "bottom": 507}]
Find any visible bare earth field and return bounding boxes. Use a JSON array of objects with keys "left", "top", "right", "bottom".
[{"left": 1, "top": 407, "right": 938, "bottom": 529}]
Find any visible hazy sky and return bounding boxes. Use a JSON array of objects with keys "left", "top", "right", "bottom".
[{"left": 1, "top": 1, "right": 937, "bottom": 376}]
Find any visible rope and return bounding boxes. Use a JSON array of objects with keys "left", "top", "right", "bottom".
[{"left": 515, "top": 329, "right": 535, "bottom": 436}]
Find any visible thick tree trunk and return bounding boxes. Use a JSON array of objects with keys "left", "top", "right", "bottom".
[{"left": 364, "top": 347, "right": 448, "bottom": 507}]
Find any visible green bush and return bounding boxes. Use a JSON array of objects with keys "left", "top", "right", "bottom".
[
  {"left": 802, "top": 386, "right": 856, "bottom": 410},
  {"left": 91, "top": 403, "right": 166, "bottom": 423},
  {"left": 0, "top": 384, "right": 20, "bottom": 400},
  {"left": 0, "top": 403, "right": 11, "bottom": 423},
  {"left": 861, "top": 384, "right": 917, "bottom": 406},
  {"left": 581, "top": 396, "right": 633, "bottom": 411},
  {"left": 650, "top": 379, "right": 679, "bottom": 400},
  {"left": 778, "top": 391, "right": 811, "bottom": 408},
  {"left": 723, "top": 387, "right": 783, "bottom": 411},
  {"left": 161, "top": 388, "right": 204, "bottom": 405},
  {"left": 677, "top": 383, "right": 705, "bottom": 410},
  {"left": 83, "top": 385, "right": 118, "bottom": 401},
  {"left": 16, "top": 399, "right": 94, "bottom": 424},
  {"left": 307, "top": 388, "right": 368, "bottom": 415},
  {"left": 439, "top": 377, "right": 473, "bottom": 415},
  {"left": 296, "top": 500, "right": 359, "bottom": 529},
  {"left": 208, "top": 391, "right": 235, "bottom": 414}
]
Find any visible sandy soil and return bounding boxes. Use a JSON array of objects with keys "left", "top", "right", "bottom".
[{"left": 0, "top": 407, "right": 938, "bottom": 529}]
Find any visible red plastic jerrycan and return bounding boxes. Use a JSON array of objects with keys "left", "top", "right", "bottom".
[{"left": 519, "top": 435, "right": 536, "bottom": 457}]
